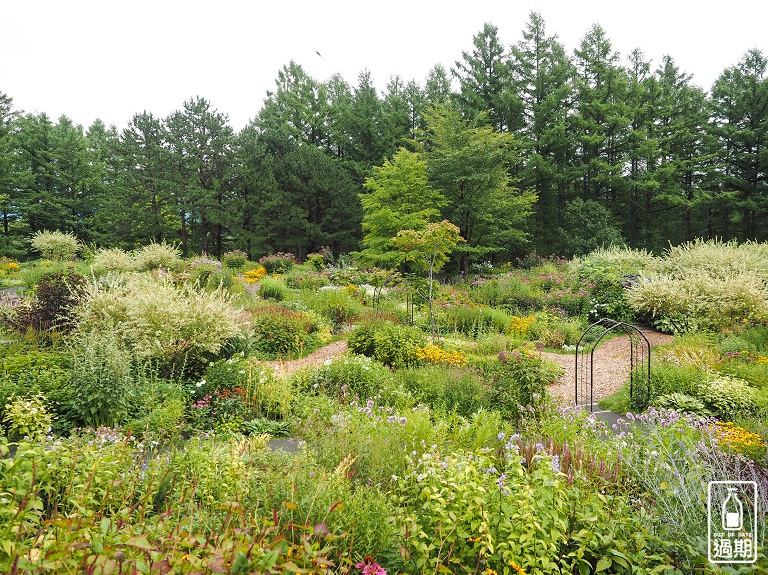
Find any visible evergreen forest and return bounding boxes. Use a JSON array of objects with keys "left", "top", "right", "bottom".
[{"left": 2, "top": 13, "right": 768, "bottom": 266}]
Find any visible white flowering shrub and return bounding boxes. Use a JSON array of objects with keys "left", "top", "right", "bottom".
[
  {"left": 651, "top": 238, "right": 768, "bottom": 282},
  {"left": 628, "top": 270, "right": 768, "bottom": 334},
  {"left": 133, "top": 241, "right": 182, "bottom": 271},
  {"left": 92, "top": 247, "right": 139, "bottom": 273},
  {"left": 30, "top": 230, "right": 81, "bottom": 261},
  {"left": 73, "top": 274, "right": 246, "bottom": 372}
]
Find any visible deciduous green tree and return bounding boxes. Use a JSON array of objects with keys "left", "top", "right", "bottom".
[
  {"left": 422, "top": 105, "right": 536, "bottom": 270},
  {"left": 392, "top": 220, "right": 463, "bottom": 337},
  {"left": 359, "top": 147, "right": 445, "bottom": 267}
]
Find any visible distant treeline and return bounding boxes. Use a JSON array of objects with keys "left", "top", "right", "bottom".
[{"left": 1, "top": 12, "right": 767, "bottom": 265}]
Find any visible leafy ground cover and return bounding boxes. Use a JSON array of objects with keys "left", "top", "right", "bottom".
[{"left": 0, "top": 239, "right": 767, "bottom": 572}]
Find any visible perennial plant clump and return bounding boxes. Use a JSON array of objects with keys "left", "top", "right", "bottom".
[
  {"left": 711, "top": 421, "right": 767, "bottom": 461},
  {"left": 415, "top": 344, "right": 467, "bottom": 367},
  {"left": 259, "top": 252, "right": 296, "bottom": 274},
  {"left": 2, "top": 393, "right": 52, "bottom": 440}
]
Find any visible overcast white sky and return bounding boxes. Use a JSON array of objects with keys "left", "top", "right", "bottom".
[{"left": 3, "top": 1, "right": 767, "bottom": 132}]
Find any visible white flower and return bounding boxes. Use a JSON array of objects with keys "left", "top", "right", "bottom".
[
  {"left": 323, "top": 359, "right": 332, "bottom": 366},
  {"left": 196, "top": 380, "right": 205, "bottom": 387}
]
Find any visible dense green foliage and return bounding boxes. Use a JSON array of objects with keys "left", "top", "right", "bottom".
[
  {"left": 1, "top": 245, "right": 768, "bottom": 571},
  {"left": 3, "top": 14, "right": 768, "bottom": 264}
]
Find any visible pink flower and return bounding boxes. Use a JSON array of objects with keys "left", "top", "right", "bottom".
[{"left": 355, "top": 557, "right": 387, "bottom": 575}]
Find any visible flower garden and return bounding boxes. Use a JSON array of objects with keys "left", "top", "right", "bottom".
[{"left": 1, "top": 236, "right": 767, "bottom": 573}]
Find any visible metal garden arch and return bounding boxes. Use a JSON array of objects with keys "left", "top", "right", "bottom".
[{"left": 574, "top": 318, "right": 651, "bottom": 412}]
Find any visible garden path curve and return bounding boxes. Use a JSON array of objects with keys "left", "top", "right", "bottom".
[
  {"left": 543, "top": 328, "right": 674, "bottom": 404},
  {"left": 263, "top": 340, "right": 348, "bottom": 377},
  {"left": 262, "top": 329, "right": 674, "bottom": 406}
]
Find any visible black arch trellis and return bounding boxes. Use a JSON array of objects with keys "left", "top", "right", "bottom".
[{"left": 574, "top": 318, "right": 651, "bottom": 412}]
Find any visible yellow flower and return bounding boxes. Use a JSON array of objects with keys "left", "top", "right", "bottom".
[
  {"left": 506, "top": 315, "right": 536, "bottom": 335},
  {"left": 509, "top": 561, "right": 527, "bottom": 575},
  {"left": 416, "top": 344, "right": 466, "bottom": 367},
  {"left": 711, "top": 421, "right": 767, "bottom": 460},
  {"left": 243, "top": 266, "right": 267, "bottom": 282}
]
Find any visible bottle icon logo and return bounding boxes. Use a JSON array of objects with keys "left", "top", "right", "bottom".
[
  {"left": 721, "top": 487, "right": 742, "bottom": 531},
  {"left": 708, "top": 481, "right": 758, "bottom": 564}
]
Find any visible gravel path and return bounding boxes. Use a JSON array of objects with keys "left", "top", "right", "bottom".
[
  {"left": 263, "top": 340, "right": 348, "bottom": 377},
  {"left": 544, "top": 328, "right": 674, "bottom": 404},
  {"left": 261, "top": 329, "right": 674, "bottom": 407}
]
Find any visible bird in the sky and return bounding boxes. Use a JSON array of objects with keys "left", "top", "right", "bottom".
[{"left": 316, "top": 50, "right": 325, "bottom": 61}]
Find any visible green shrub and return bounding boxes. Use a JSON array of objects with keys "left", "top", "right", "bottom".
[
  {"left": 350, "top": 322, "right": 425, "bottom": 369},
  {"left": 2, "top": 392, "right": 53, "bottom": 440},
  {"left": 258, "top": 252, "right": 295, "bottom": 274},
  {"left": 348, "top": 321, "right": 426, "bottom": 369},
  {"left": 250, "top": 304, "right": 313, "bottom": 359},
  {"left": 399, "top": 365, "right": 485, "bottom": 417},
  {"left": 483, "top": 350, "right": 561, "bottom": 420},
  {"left": 304, "top": 253, "right": 326, "bottom": 271},
  {"left": 696, "top": 372, "right": 757, "bottom": 419},
  {"left": 0, "top": 350, "right": 75, "bottom": 434},
  {"left": 307, "top": 288, "right": 361, "bottom": 327},
  {"left": 29, "top": 230, "right": 81, "bottom": 261},
  {"left": 348, "top": 322, "right": 378, "bottom": 357},
  {"left": 259, "top": 276, "right": 289, "bottom": 301},
  {"left": 123, "top": 370, "right": 187, "bottom": 442},
  {"left": 221, "top": 249, "right": 248, "bottom": 270},
  {"left": 134, "top": 241, "right": 182, "bottom": 270},
  {"left": 299, "top": 354, "right": 403, "bottom": 405}
]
